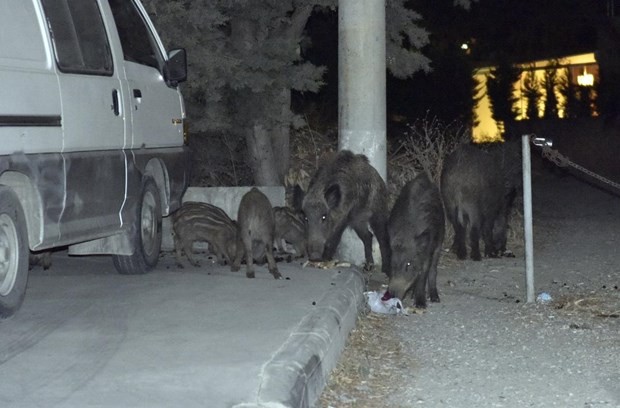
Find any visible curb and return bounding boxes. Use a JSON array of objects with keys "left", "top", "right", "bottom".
[{"left": 234, "top": 267, "right": 366, "bottom": 408}]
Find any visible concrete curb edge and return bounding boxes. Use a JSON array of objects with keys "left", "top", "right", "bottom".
[{"left": 234, "top": 267, "right": 366, "bottom": 408}]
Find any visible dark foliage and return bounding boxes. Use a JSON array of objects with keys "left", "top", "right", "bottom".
[{"left": 486, "top": 59, "right": 520, "bottom": 123}]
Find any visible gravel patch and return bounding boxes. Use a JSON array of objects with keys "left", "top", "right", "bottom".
[{"left": 318, "top": 172, "right": 620, "bottom": 408}]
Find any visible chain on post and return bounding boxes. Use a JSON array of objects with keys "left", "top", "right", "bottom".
[{"left": 529, "top": 134, "right": 620, "bottom": 193}]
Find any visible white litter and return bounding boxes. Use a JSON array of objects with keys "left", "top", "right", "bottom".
[
  {"left": 365, "top": 291, "right": 407, "bottom": 315},
  {"left": 536, "top": 292, "right": 553, "bottom": 304}
]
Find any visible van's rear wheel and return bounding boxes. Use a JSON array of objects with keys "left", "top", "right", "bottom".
[
  {"left": 0, "top": 188, "right": 29, "bottom": 318},
  {"left": 113, "top": 178, "right": 162, "bottom": 275}
]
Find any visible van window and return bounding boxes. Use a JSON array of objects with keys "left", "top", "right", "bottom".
[
  {"left": 108, "top": 0, "right": 161, "bottom": 70},
  {"left": 41, "top": 0, "right": 113, "bottom": 75},
  {"left": 0, "top": 1, "right": 47, "bottom": 65}
]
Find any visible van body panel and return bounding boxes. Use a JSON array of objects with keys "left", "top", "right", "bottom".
[
  {"left": 57, "top": 74, "right": 126, "bottom": 152},
  {"left": 0, "top": 153, "right": 65, "bottom": 249},
  {"left": 128, "top": 146, "right": 191, "bottom": 215},
  {"left": 0, "top": 68, "right": 62, "bottom": 154},
  {"left": 58, "top": 150, "right": 126, "bottom": 244},
  {"left": 123, "top": 62, "right": 186, "bottom": 149}
]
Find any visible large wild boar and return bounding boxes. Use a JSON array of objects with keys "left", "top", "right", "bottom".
[
  {"left": 387, "top": 173, "right": 445, "bottom": 308},
  {"left": 233, "top": 188, "right": 281, "bottom": 279},
  {"left": 172, "top": 202, "right": 241, "bottom": 268},
  {"left": 440, "top": 142, "right": 520, "bottom": 261},
  {"left": 301, "top": 150, "right": 391, "bottom": 275}
]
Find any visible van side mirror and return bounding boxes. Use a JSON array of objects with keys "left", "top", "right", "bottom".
[{"left": 164, "top": 48, "right": 187, "bottom": 87}]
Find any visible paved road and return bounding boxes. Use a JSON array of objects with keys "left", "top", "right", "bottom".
[{"left": 0, "top": 251, "right": 364, "bottom": 408}]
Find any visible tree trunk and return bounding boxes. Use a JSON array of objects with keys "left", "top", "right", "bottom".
[
  {"left": 273, "top": 88, "right": 291, "bottom": 183},
  {"left": 230, "top": 5, "right": 315, "bottom": 186},
  {"left": 240, "top": 86, "right": 292, "bottom": 186},
  {"left": 246, "top": 123, "right": 281, "bottom": 186}
]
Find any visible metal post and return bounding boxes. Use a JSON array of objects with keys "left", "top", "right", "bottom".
[
  {"left": 337, "top": 0, "right": 387, "bottom": 266},
  {"left": 522, "top": 135, "right": 535, "bottom": 303}
]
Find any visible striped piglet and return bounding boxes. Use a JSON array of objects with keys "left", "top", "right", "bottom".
[{"left": 172, "top": 202, "right": 241, "bottom": 268}]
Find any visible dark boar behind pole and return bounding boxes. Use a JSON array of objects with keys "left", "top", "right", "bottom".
[
  {"left": 387, "top": 173, "right": 445, "bottom": 308},
  {"left": 172, "top": 202, "right": 241, "bottom": 268},
  {"left": 234, "top": 188, "right": 281, "bottom": 279},
  {"left": 273, "top": 206, "right": 307, "bottom": 258},
  {"left": 440, "top": 142, "right": 520, "bottom": 261},
  {"left": 301, "top": 150, "right": 391, "bottom": 275}
]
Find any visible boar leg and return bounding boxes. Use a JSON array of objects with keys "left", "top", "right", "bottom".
[
  {"left": 483, "top": 216, "right": 502, "bottom": 258},
  {"left": 351, "top": 222, "right": 375, "bottom": 271},
  {"left": 264, "top": 243, "right": 282, "bottom": 279},
  {"left": 295, "top": 241, "right": 308, "bottom": 259},
  {"left": 180, "top": 240, "right": 200, "bottom": 267},
  {"left": 427, "top": 244, "right": 442, "bottom": 303},
  {"left": 173, "top": 236, "right": 185, "bottom": 268},
  {"left": 230, "top": 250, "right": 242, "bottom": 272},
  {"left": 412, "top": 275, "right": 427, "bottom": 308},
  {"left": 323, "top": 222, "right": 348, "bottom": 260},
  {"left": 185, "top": 248, "right": 200, "bottom": 267},
  {"left": 231, "top": 240, "right": 245, "bottom": 272},
  {"left": 210, "top": 242, "right": 229, "bottom": 265},
  {"left": 412, "top": 244, "right": 431, "bottom": 308},
  {"left": 481, "top": 215, "right": 493, "bottom": 258},
  {"left": 468, "top": 224, "right": 482, "bottom": 261},
  {"left": 274, "top": 237, "right": 285, "bottom": 254},
  {"left": 370, "top": 214, "right": 391, "bottom": 277},
  {"left": 242, "top": 235, "right": 255, "bottom": 279},
  {"left": 453, "top": 222, "right": 468, "bottom": 260}
]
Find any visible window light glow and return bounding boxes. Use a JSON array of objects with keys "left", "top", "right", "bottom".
[{"left": 577, "top": 67, "right": 594, "bottom": 86}]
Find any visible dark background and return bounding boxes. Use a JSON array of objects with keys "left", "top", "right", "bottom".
[{"left": 294, "top": 0, "right": 612, "bottom": 134}]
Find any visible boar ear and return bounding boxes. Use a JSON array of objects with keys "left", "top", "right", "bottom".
[
  {"left": 292, "top": 184, "right": 304, "bottom": 212},
  {"left": 324, "top": 184, "right": 341, "bottom": 210}
]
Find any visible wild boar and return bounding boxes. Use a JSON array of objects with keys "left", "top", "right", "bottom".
[
  {"left": 233, "top": 188, "right": 281, "bottom": 279},
  {"left": 387, "top": 173, "right": 445, "bottom": 308},
  {"left": 440, "top": 141, "right": 520, "bottom": 261},
  {"left": 172, "top": 202, "right": 241, "bottom": 268},
  {"left": 301, "top": 150, "right": 391, "bottom": 275}
]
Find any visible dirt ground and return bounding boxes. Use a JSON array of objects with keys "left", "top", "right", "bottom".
[{"left": 318, "top": 167, "right": 620, "bottom": 407}]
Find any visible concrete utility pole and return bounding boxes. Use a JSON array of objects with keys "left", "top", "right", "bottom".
[
  {"left": 522, "top": 135, "right": 535, "bottom": 303},
  {"left": 337, "top": 0, "right": 387, "bottom": 265}
]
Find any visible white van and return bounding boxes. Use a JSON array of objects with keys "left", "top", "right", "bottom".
[{"left": 0, "top": 0, "right": 190, "bottom": 317}]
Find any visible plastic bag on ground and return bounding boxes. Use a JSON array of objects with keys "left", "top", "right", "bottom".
[{"left": 365, "top": 291, "right": 407, "bottom": 315}]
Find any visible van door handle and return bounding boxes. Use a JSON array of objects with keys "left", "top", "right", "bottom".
[
  {"left": 133, "top": 89, "right": 142, "bottom": 98},
  {"left": 111, "top": 89, "right": 120, "bottom": 116}
]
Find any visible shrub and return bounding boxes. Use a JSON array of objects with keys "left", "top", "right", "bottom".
[{"left": 388, "top": 116, "right": 471, "bottom": 201}]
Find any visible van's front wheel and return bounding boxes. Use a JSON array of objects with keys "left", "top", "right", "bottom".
[
  {"left": 0, "top": 188, "right": 29, "bottom": 318},
  {"left": 113, "top": 178, "right": 162, "bottom": 275}
]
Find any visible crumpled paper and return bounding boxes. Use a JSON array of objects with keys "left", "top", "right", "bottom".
[{"left": 365, "top": 291, "right": 407, "bottom": 315}]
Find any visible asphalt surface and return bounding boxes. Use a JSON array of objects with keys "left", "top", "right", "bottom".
[{"left": 0, "top": 251, "right": 365, "bottom": 408}]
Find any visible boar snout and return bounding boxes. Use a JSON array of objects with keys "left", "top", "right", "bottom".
[
  {"left": 307, "top": 244, "right": 324, "bottom": 262},
  {"left": 306, "top": 226, "right": 326, "bottom": 261}
]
